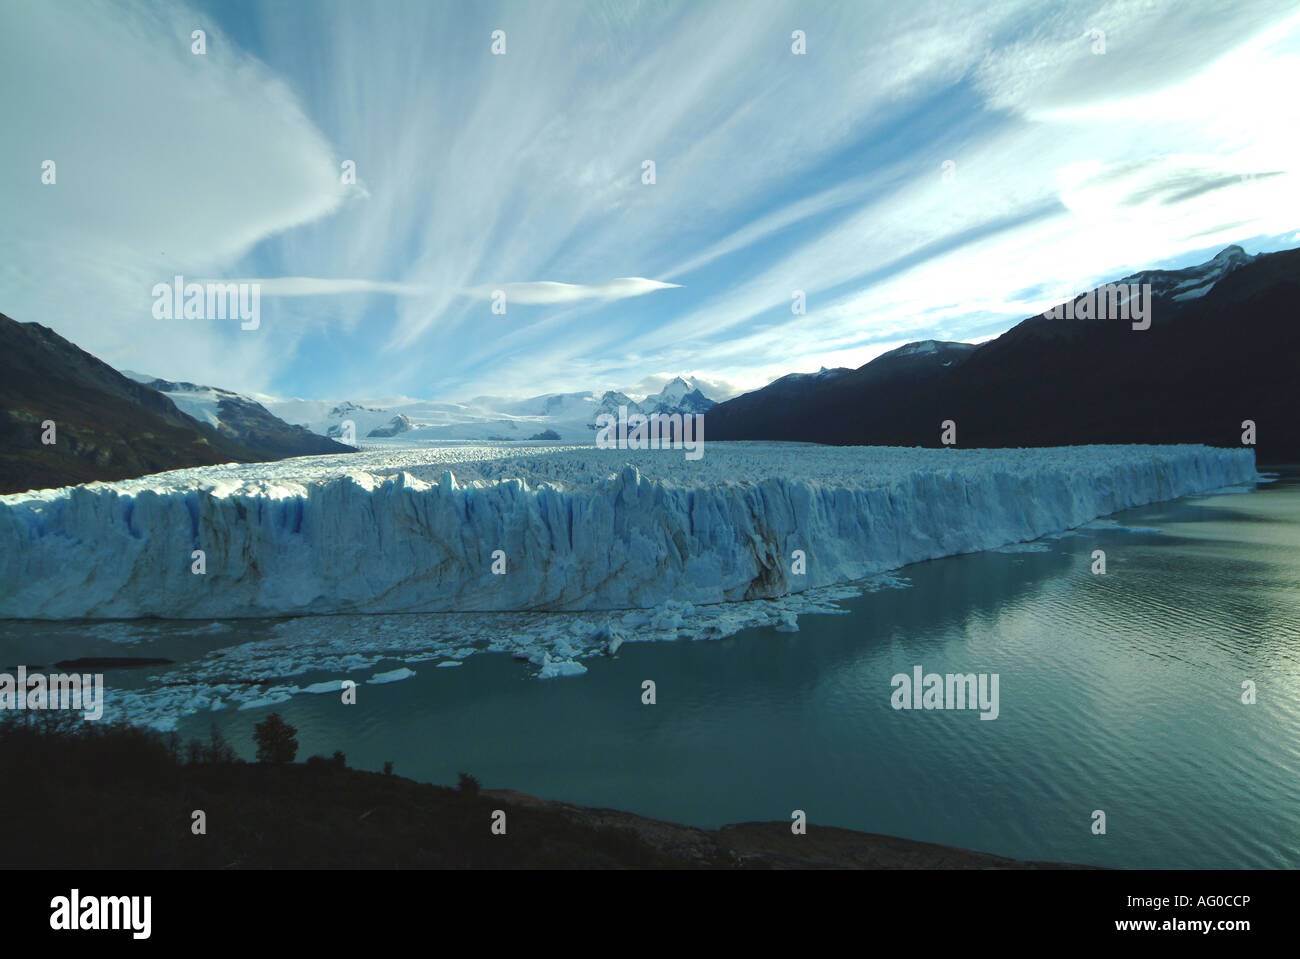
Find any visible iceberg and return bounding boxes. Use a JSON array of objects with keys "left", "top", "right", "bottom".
[{"left": 0, "top": 443, "right": 1256, "bottom": 620}]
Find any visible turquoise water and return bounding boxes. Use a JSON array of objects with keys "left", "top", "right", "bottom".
[{"left": 16, "top": 472, "right": 1300, "bottom": 868}]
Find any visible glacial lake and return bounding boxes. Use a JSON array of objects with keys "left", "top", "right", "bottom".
[{"left": 8, "top": 469, "right": 1299, "bottom": 869}]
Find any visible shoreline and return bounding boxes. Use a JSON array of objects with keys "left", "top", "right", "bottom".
[
  {"left": 485, "top": 788, "right": 1097, "bottom": 869},
  {"left": 0, "top": 713, "right": 1093, "bottom": 868}
]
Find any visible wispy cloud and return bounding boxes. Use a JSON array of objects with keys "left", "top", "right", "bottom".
[
  {"left": 212, "top": 278, "right": 428, "bottom": 297},
  {"left": 0, "top": 0, "right": 346, "bottom": 389}
]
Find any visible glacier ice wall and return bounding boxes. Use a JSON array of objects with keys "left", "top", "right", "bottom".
[{"left": 0, "top": 444, "right": 1257, "bottom": 619}]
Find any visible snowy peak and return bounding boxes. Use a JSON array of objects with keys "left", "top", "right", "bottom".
[
  {"left": 893, "top": 340, "right": 939, "bottom": 356},
  {"left": 366, "top": 414, "right": 414, "bottom": 438},
  {"left": 1211, "top": 244, "right": 1250, "bottom": 266},
  {"left": 885, "top": 339, "right": 971, "bottom": 358},
  {"left": 640, "top": 376, "right": 716, "bottom": 414},
  {"left": 596, "top": 390, "right": 643, "bottom": 417},
  {"left": 329, "top": 400, "right": 385, "bottom": 418},
  {"left": 879, "top": 340, "right": 978, "bottom": 363},
  {"left": 1117, "top": 244, "right": 1258, "bottom": 303},
  {"left": 648, "top": 376, "right": 693, "bottom": 406}
]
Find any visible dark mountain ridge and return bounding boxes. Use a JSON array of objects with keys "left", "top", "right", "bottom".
[{"left": 707, "top": 246, "right": 1299, "bottom": 462}]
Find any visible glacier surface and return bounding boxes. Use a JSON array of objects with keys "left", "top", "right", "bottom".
[{"left": 0, "top": 443, "right": 1257, "bottom": 620}]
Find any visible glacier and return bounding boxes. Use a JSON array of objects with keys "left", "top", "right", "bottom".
[{"left": 0, "top": 443, "right": 1257, "bottom": 620}]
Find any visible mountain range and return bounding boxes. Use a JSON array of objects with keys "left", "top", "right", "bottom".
[
  {"left": 3, "top": 243, "right": 1295, "bottom": 494},
  {"left": 256, "top": 376, "right": 718, "bottom": 444}
]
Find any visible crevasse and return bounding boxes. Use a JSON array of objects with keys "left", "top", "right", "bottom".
[{"left": 0, "top": 443, "right": 1257, "bottom": 619}]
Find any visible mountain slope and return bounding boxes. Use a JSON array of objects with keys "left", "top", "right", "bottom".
[
  {"left": 707, "top": 245, "right": 1298, "bottom": 461},
  {"left": 124, "top": 374, "right": 356, "bottom": 457},
  {"left": 0, "top": 313, "right": 352, "bottom": 494},
  {"left": 707, "top": 342, "right": 974, "bottom": 443},
  {"left": 918, "top": 246, "right": 1299, "bottom": 459}
]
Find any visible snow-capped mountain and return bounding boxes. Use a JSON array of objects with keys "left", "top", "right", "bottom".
[
  {"left": 253, "top": 398, "right": 430, "bottom": 440},
  {"left": 123, "top": 373, "right": 354, "bottom": 458},
  {"left": 366, "top": 414, "right": 414, "bottom": 438},
  {"left": 1033, "top": 244, "right": 1259, "bottom": 339},
  {"left": 258, "top": 377, "right": 719, "bottom": 445},
  {"left": 594, "top": 390, "right": 643, "bottom": 418},
  {"left": 640, "top": 376, "right": 717, "bottom": 414},
  {"left": 315, "top": 403, "right": 415, "bottom": 439}
]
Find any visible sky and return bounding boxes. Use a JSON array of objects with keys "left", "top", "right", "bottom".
[{"left": 2, "top": 0, "right": 1299, "bottom": 404}]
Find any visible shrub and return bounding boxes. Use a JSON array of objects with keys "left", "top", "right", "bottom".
[{"left": 457, "top": 772, "right": 481, "bottom": 797}]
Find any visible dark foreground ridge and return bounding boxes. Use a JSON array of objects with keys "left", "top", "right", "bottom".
[{"left": 1, "top": 716, "right": 1089, "bottom": 869}]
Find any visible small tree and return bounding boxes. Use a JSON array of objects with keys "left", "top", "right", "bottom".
[
  {"left": 457, "top": 772, "right": 481, "bottom": 798},
  {"left": 252, "top": 712, "right": 298, "bottom": 764},
  {"left": 208, "top": 723, "right": 236, "bottom": 763}
]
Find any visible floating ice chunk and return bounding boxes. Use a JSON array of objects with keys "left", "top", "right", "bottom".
[
  {"left": 237, "top": 690, "right": 297, "bottom": 710},
  {"left": 536, "top": 656, "right": 588, "bottom": 679},
  {"left": 367, "top": 667, "right": 416, "bottom": 684},
  {"left": 301, "top": 679, "right": 348, "bottom": 694}
]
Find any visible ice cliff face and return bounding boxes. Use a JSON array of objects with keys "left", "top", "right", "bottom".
[{"left": 0, "top": 444, "right": 1256, "bottom": 620}]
